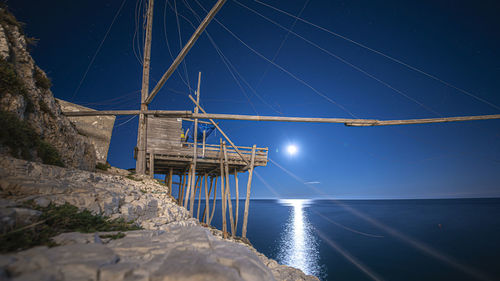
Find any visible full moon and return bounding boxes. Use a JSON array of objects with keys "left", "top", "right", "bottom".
[{"left": 287, "top": 145, "right": 298, "bottom": 155}]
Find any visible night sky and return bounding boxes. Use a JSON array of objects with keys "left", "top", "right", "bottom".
[{"left": 8, "top": 0, "right": 500, "bottom": 199}]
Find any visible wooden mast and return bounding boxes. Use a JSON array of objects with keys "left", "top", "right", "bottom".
[
  {"left": 136, "top": 0, "right": 154, "bottom": 175},
  {"left": 242, "top": 145, "right": 257, "bottom": 238},
  {"left": 189, "top": 72, "right": 202, "bottom": 216}
]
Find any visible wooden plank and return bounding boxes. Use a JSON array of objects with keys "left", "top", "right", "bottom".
[{"left": 242, "top": 145, "right": 257, "bottom": 238}]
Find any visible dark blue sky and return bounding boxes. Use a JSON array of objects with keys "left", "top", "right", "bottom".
[{"left": 9, "top": 0, "right": 500, "bottom": 199}]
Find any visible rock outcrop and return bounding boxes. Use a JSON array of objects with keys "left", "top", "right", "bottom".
[
  {"left": 0, "top": 156, "right": 319, "bottom": 281},
  {"left": 0, "top": 6, "right": 96, "bottom": 171}
]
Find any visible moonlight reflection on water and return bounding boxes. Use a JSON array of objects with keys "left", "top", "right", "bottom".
[{"left": 277, "top": 199, "right": 321, "bottom": 278}]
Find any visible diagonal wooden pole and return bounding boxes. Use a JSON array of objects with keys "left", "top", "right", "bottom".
[{"left": 145, "top": 0, "right": 227, "bottom": 105}]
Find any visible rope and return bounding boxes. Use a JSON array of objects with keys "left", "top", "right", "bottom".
[
  {"left": 163, "top": 0, "right": 195, "bottom": 93},
  {"left": 193, "top": 0, "right": 358, "bottom": 118},
  {"left": 233, "top": 0, "right": 441, "bottom": 117},
  {"left": 71, "top": 0, "right": 128, "bottom": 101},
  {"left": 173, "top": 0, "right": 192, "bottom": 92},
  {"left": 255, "top": 0, "right": 309, "bottom": 89},
  {"left": 251, "top": 0, "right": 500, "bottom": 111}
]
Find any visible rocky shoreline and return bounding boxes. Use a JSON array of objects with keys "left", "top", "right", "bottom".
[{"left": 0, "top": 156, "right": 318, "bottom": 281}]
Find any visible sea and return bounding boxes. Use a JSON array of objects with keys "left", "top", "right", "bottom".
[{"left": 208, "top": 198, "right": 500, "bottom": 281}]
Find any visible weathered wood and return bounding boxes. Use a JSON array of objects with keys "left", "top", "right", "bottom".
[
  {"left": 178, "top": 171, "right": 185, "bottom": 205},
  {"left": 209, "top": 176, "right": 218, "bottom": 225},
  {"left": 242, "top": 145, "right": 257, "bottom": 238},
  {"left": 183, "top": 164, "right": 193, "bottom": 209},
  {"left": 149, "top": 152, "right": 155, "bottom": 177},
  {"left": 145, "top": 0, "right": 228, "bottom": 105},
  {"left": 219, "top": 140, "right": 227, "bottom": 238},
  {"left": 188, "top": 95, "right": 250, "bottom": 166},
  {"left": 168, "top": 168, "right": 173, "bottom": 196},
  {"left": 234, "top": 169, "right": 239, "bottom": 234},
  {"left": 189, "top": 73, "right": 202, "bottom": 216},
  {"left": 203, "top": 174, "right": 210, "bottom": 223},
  {"left": 63, "top": 110, "right": 190, "bottom": 116},
  {"left": 202, "top": 130, "right": 206, "bottom": 158},
  {"left": 135, "top": 0, "right": 155, "bottom": 175},
  {"left": 196, "top": 175, "right": 203, "bottom": 220},
  {"left": 223, "top": 142, "right": 235, "bottom": 237}
]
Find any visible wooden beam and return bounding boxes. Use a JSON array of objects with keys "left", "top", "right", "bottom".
[
  {"left": 63, "top": 110, "right": 190, "bottom": 117},
  {"left": 203, "top": 174, "right": 210, "bottom": 223},
  {"left": 145, "top": 0, "right": 227, "bottom": 105},
  {"left": 196, "top": 175, "right": 203, "bottom": 220},
  {"left": 242, "top": 145, "right": 257, "bottom": 238},
  {"left": 136, "top": 0, "right": 155, "bottom": 175}
]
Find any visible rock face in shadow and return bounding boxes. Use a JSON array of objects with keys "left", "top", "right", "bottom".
[{"left": 0, "top": 6, "right": 96, "bottom": 171}]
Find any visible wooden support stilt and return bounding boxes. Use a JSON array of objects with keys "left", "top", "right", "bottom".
[
  {"left": 196, "top": 174, "right": 203, "bottom": 220},
  {"left": 184, "top": 164, "right": 193, "bottom": 209},
  {"left": 189, "top": 72, "right": 202, "bottom": 216},
  {"left": 242, "top": 145, "right": 257, "bottom": 238},
  {"left": 203, "top": 174, "right": 210, "bottom": 223},
  {"left": 149, "top": 151, "right": 155, "bottom": 178},
  {"left": 223, "top": 142, "right": 235, "bottom": 237},
  {"left": 178, "top": 171, "right": 185, "bottom": 205},
  {"left": 209, "top": 176, "right": 218, "bottom": 225},
  {"left": 168, "top": 168, "right": 173, "bottom": 196},
  {"left": 234, "top": 169, "right": 239, "bottom": 234},
  {"left": 219, "top": 139, "right": 227, "bottom": 238},
  {"left": 202, "top": 130, "right": 206, "bottom": 158}
]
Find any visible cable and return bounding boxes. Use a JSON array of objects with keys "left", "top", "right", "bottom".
[
  {"left": 255, "top": 0, "right": 309, "bottom": 89},
  {"left": 193, "top": 0, "right": 357, "bottom": 118},
  {"left": 251, "top": 0, "right": 500, "bottom": 111},
  {"left": 173, "top": 0, "right": 192, "bottom": 92},
  {"left": 71, "top": 0, "right": 128, "bottom": 101},
  {"left": 233, "top": 0, "right": 441, "bottom": 117}
]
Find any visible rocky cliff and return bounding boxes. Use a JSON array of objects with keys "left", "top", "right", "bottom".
[
  {"left": 0, "top": 5, "right": 95, "bottom": 171},
  {"left": 0, "top": 156, "right": 319, "bottom": 281}
]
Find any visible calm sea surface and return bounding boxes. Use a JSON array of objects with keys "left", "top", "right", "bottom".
[{"left": 209, "top": 198, "right": 500, "bottom": 281}]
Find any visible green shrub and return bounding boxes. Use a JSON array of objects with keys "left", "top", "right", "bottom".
[
  {"left": 96, "top": 162, "right": 110, "bottom": 171},
  {"left": 0, "top": 110, "right": 64, "bottom": 167},
  {"left": 34, "top": 68, "right": 51, "bottom": 90},
  {"left": 0, "top": 203, "right": 141, "bottom": 253}
]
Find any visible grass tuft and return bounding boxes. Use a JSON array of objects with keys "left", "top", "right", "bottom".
[
  {"left": 0, "top": 110, "right": 64, "bottom": 167},
  {"left": 0, "top": 203, "right": 141, "bottom": 253},
  {"left": 34, "top": 68, "right": 51, "bottom": 90}
]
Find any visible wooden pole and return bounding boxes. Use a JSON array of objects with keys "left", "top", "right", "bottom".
[
  {"left": 203, "top": 174, "right": 210, "bottom": 223},
  {"left": 209, "top": 176, "right": 218, "bottom": 225},
  {"left": 197, "top": 174, "right": 203, "bottom": 220},
  {"left": 219, "top": 139, "right": 227, "bottom": 238},
  {"left": 189, "top": 72, "right": 202, "bottom": 216},
  {"left": 168, "top": 168, "right": 173, "bottom": 196},
  {"left": 223, "top": 142, "right": 235, "bottom": 237},
  {"left": 234, "top": 169, "right": 239, "bottom": 234},
  {"left": 242, "top": 145, "right": 257, "bottom": 238},
  {"left": 135, "top": 0, "right": 154, "bottom": 175},
  {"left": 202, "top": 130, "right": 206, "bottom": 158},
  {"left": 145, "top": 0, "right": 227, "bottom": 105},
  {"left": 184, "top": 164, "right": 193, "bottom": 209},
  {"left": 148, "top": 151, "right": 155, "bottom": 178},
  {"left": 178, "top": 171, "right": 185, "bottom": 205}
]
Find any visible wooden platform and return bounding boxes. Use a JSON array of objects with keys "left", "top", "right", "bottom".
[{"left": 146, "top": 142, "right": 268, "bottom": 175}]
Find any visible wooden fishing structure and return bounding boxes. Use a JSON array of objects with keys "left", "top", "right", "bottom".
[{"left": 62, "top": 0, "right": 500, "bottom": 239}]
